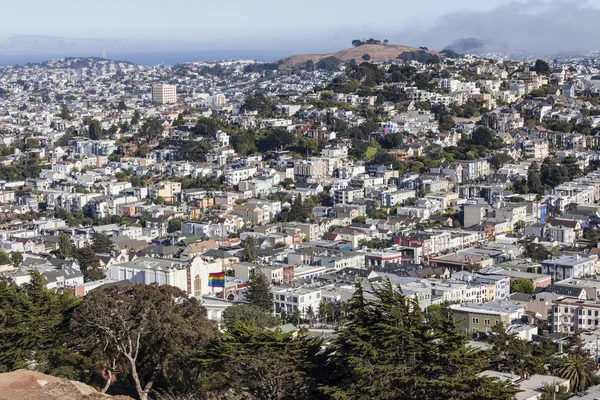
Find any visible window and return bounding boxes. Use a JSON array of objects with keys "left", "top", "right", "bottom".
[
  {"left": 484, "top": 319, "right": 490, "bottom": 326},
  {"left": 194, "top": 275, "right": 201, "bottom": 297},
  {"left": 579, "top": 319, "right": 583, "bottom": 324},
  {"left": 588, "top": 310, "right": 592, "bottom": 316}
]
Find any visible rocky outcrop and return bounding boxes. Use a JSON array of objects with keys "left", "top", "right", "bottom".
[{"left": 0, "top": 370, "right": 134, "bottom": 400}]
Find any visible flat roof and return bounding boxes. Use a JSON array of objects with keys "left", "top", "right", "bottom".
[{"left": 450, "top": 301, "right": 524, "bottom": 316}]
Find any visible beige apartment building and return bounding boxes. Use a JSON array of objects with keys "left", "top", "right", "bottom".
[{"left": 152, "top": 84, "right": 177, "bottom": 104}]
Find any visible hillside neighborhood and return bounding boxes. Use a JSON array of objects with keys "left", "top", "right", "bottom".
[{"left": 5, "top": 46, "right": 600, "bottom": 398}]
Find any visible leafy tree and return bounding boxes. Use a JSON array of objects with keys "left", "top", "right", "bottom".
[
  {"left": 203, "top": 324, "right": 322, "bottom": 399},
  {"left": 243, "top": 236, "right": 258, "bottom": 262},
  {"left": 221, "top": 304, "right": 280, "bottom": 331},
  {"left": 88, "top": 119, "right": 103, "bottom": 140},
  {"left": 230, "top": 130, "right": 257, "bottom": 155},
  {"left": 57, "top": 233, "right": 72, "bottom": 259},
  {"left": 72, "top": 245, "right": 105, "bottom": 282},
  {"left": 351, "top": 39, "right": 363, "bottom": 47},
  {"left": 118, "top": 100, "right": 127, "bottom": 111},
  {"left": 527, "top": 162, "right": 542, "bottom": 193},
  {"left": 540, "top": 157, "right": 577, "bottom": 189},
  {"left": 141, "top": 117, "right": 164, "bottom": 142},
  {"left": 193, "top": 117, "right": 218, "bottom": 137},
  {"left": 470, "top": 126, "right": 500, "bottom": 147},
  {"left": 25, "top": 138, "right": 40, "bottom": 149},
  {"left": 280, "top": 195, "right": 314, "bottom": 223},
  {"left": 242, "top": 93, "right": 274, "bottom": 115},
  {"left": 0, "top": 272, "right": 88, "bottom": 378},
  {"left": 91, "top": 233, "right": 115, "bottom": 254},
  {"left": 533, "top": 59, "right": 551, "bottom": 76},
  {"left": 530, "top": 88, "right": 547, "bottom": 98},
  {"left": 244, "top": 269, "right": 274, "bottom": 313},
  {"left": 523, "top": 242, "right": 550, "bottom": 262},
  {"left": 59, "top": 104, "right": 71, "bottom": 120},
  {"left": 320, "top": 281, "right": 517, "bottom": 399},
  {"left": 257, "top": 128, "right": 298, "bottom": 152},
  {"left": 131, "top": 110, "right": 141, "bottom": 125},
  {"left": 176, "top": 140, "right": 211, "bottom": 162},
  {"left": 490, "top": 153, "right": 514, "bottom": 171},
  {"left": 540, "top": 384, "right": 570, "bottom": 400},
  {"left": 9, "top": 251, "right": 23, "bottom": 267},
  {"left": 71, "top": 284, "right": 218, "bottom": 400},
  {"left": 168, "top": 218, "right": 182, "bottom": 233},
  {"left": 173, "top": 113, "right": 185, "bottom": 127},
  {"left": 510, "top": 278, "right": 534, "bottom": 294},
  {"left": 0, "top": 251, "right": 11, "bottom": 265}
]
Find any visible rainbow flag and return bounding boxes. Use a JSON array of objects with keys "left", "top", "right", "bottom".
[{"left": 208, "top": 272, "right": 226, "bottom": 288}]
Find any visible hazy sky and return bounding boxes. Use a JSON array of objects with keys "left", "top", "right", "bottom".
[
  {"left": 3, "top": 0, "right": 600, "bottom": 54},
  {"left": 0, "top": 0, "right": 557, "bottom": 43}
]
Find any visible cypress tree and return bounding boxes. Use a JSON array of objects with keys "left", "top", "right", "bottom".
[
  {"left": 243, "top": 236, "right": 258, "bottom": 262},
  {"left": 319, "top": 279, "right": 518, "bottom": 400},
  {"left": 244, "top": 269, "right": 273, "bottom": 313}
]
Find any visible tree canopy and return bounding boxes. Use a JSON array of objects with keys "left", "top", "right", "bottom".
[
  {"left": 244, "top": 269, "right": 274, "bottom": 313},
  {"left": 71, "top": 284, "right": 218, "bottom": 400}
]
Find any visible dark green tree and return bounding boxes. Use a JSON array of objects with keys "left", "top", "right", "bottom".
[
  {"left": 244, "top": 269, "right": 274, "bottom": 313},
  {"left": 490, "top": 153, "right": 514, "bottom": 171},
  {"left": 320, "top": 280, "right": 517, "bottom": 400},
  {"left": 523, "top": 242, "right": 550, "bottom": 262},
  {"left": 193, "top": 117, "right": 218, "bottom": 137},
  {"left": 202, "top": 324, "right": 322, "bottom": 399},
  {"left": 0, "top": 251, "right": 11, "bottom": 265},
  {"left": 168, "top": 218, "right": 182, "bottom": 233},
  {"left": 118, "top": 100, "right": 127, "bottom": 111},
  {"left": 221, "top": 304, "right": 280, "bottom": 331},
  {"left": 131, "top": 110, "right": 141, "bottom": 125},
  {"left": 91, "top": 233, "right": 115, "bottom": 254},
  {"left": 9, "top": 251, "right": 23, "bottom": 267},
  {"left": 141, "top": 117, "right": 164, "bottom": 142},
  {"left": 57, "top": 233, "right": 72, "bottom": 259},
  {"left": 72, "top": 245, "right": 105, "bottom": 282},
  {"left": 533, "top": 59, "right": 551, "bottom": 76},
  {"left": 0, "top": 272, "right": 89, "bottom": 378},
  {"left": 88, "top": 119, "right": 103, "bottom": 140},
  {"left": 243, "top": 236, "right": 258, "bottom": 262},
  {"left": 71, "top": 284, "right": 218, "bottom": 400},
  {"left": 59, "top": 104, "right": 71, "bottom": 120},
  {"left": 527, "top": 161, "right": 542, "bottom": 193}
]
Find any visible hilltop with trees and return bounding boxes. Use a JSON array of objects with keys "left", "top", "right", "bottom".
[{"left": 277, "top": 43, "right": 439, "bottom": 69}]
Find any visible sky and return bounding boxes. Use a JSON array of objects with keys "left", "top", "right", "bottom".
[
  {"left": 1, "top": 0, "right": 510, "bottom": 41},
  {"left": 2, "top": 0, "right": 600, "bottom": 55}
]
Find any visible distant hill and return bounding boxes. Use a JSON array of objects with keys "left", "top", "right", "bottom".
[{"left": 276, "top": 44, "right": 438, "bottom": 69}]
